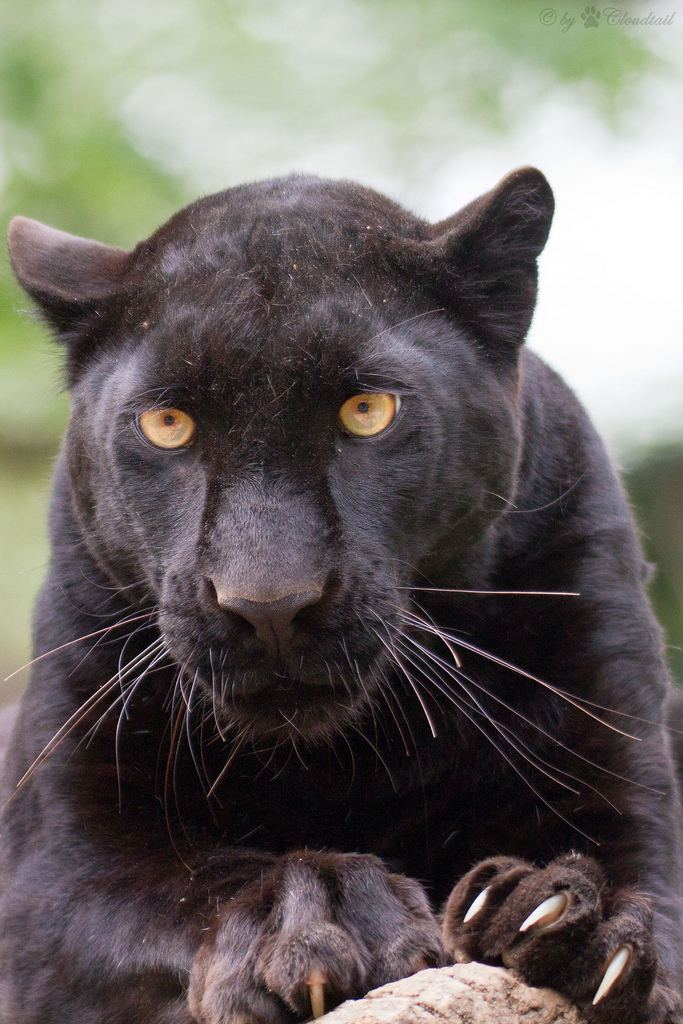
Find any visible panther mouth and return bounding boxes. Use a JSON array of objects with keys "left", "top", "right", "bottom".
[
  {"left": 199, "top": 668, "right": 369, "bottom": 741},
  {"left": 159, "top": 600, "right": 386, "bottom": 741}
]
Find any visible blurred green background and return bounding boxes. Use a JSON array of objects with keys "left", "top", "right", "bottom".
[{"left": 1, "top": 0, "right": 682, "bottom": 699}]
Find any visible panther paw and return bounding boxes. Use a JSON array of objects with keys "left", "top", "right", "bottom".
[
  {"left": 189, "top": 850, "right": 445, "bottom": 1023},
  {"left": 443, "top": 855, "right": 680, "bottom": 1023}
]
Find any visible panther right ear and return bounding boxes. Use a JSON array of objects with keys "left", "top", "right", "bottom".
[
  {"left": 7, "top": 217, "right": 131, "bottom": 333},
  {"left": 389, "top": 168, "right": 554, "bottom": 360}
]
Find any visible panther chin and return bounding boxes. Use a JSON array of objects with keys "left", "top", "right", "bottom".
[{"left": 196, "top": 668, "right": 372, "bottom": 744}]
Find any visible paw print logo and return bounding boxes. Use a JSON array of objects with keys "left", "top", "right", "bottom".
[{"left": 581, "top": 5, "right": 601, "bottom": 26}]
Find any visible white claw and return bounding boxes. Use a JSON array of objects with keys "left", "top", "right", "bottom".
[
  {"left": 519, "top": 892, "right": 569, "bottom": 933},
  {"left": 307, "top": 969, "right": 326, "bottom": 1019},
  {"left": 463, "top": 886, "right": 490, "bottom": 923},
  {"left": 593, "top": 945, "right": 632, "bottom": 1005}
]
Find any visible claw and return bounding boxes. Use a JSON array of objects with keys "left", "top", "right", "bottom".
[
  {"left": 306, "top": 969, "right": 326, "bottom": 1019},
  {"left": 519, "top": 891, "right": 569, "bottom": 933},
  {"left": 463, "top": 886, "right": 490, "bottom": 923},
  {"left": 593, "top": 945, "right": 632, "bottom": 1005}
]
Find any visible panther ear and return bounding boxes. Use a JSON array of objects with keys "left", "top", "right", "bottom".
[
  {"left": 396, "top": 168, "right": 554, "bottom": 356},
  {"left": 7, "top": 216, "right": 131, "bottom": 333}
]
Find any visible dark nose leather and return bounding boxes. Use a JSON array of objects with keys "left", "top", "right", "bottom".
[{"left": 212, "top": 587, "right": 322, "bottom": 656}]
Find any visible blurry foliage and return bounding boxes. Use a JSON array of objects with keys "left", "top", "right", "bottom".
[
  {"left": 0, "top": 0, "right": 679, "bottom": 687},
  {"left": 625, "top": 449, "right": 683, "bottom": 688}
]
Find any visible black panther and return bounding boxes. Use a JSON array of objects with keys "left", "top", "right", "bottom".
[{"left": 1, "top": 168, "right": 681, "bottom": 1023}]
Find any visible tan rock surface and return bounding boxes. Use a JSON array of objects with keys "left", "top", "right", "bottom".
[{"left": 320, "top": 963, "right": 586, "bottom": 1024}]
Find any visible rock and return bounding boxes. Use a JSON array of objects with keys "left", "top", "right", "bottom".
[{"left": 319, "top": 963, "right": 586, "bottom": 1024}]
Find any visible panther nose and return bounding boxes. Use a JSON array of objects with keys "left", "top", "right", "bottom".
[{"left": 209, "top": 585, "right": 322, "bottom": 656}]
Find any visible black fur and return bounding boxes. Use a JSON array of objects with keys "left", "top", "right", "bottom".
[{"left": 2, "top": 169, "right": 682, "bottom": 1023}]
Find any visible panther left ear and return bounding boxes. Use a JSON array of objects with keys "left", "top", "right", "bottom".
[
  {"left": 7, "top": 216, "right": 131, "bottom": 334},
  {"left": 393, "top": 167, "right": 554, "bottom": 355}
]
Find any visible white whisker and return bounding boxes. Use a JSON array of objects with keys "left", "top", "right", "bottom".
[{"left": 398, "top": 608, "right": 641, "bottom": 742}]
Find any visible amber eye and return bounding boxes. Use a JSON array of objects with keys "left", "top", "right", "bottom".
[
  {"left": 138, "top": 409, "right": 195, "bottom": 449},
  {"left": 338, "top": 393, "right": 400, "bottom": 437}
]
